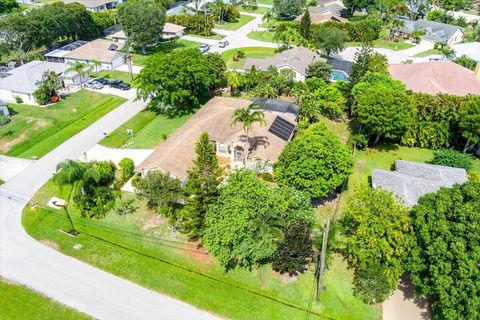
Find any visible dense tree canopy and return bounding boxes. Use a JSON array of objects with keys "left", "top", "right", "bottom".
[
  {"left": 0, "top": 0, "right": 19, "bottom": 14},
  {"left": 305, "top": 61, "right": 332, "bottom": 81},
  {"left": 409, "top": 181, "right": 480, "bottom": 320},
  {"left": 339, "top": 187, "right": 413, "bottom": 304},
  {"left": 313, "top": 27, "right": 347, "bottom": 56},
  {"left": 430, "top": 149, "right": 474, "bottom": 170},
  {"left": 136, "top": 49, "right": 226, "bottom": 116},
  {"left": 459, "top": 96, "right": 480, "bottom": 153},
  {"left": 118, "top": 0, "right": 166, "bottom": 53},
  {"left": 273, "top": 0, "right": 306, "bottom": 16},
  {"left": 274, "top": 123, "right": 353, "bottom": 199}
]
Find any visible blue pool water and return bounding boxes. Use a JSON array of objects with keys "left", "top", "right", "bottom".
[{"left": 331, "top": 70, "right": 349, "bottom": 82}]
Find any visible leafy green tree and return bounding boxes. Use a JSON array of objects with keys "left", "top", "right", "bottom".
[
  {"left": 409, "top": 181, "right": 480, "bottom": 320},
  {"left": 137, "top": 49, "right": 226, "bottom": 115},
  {"left": 305, "top": 60, "right": 332, "bottom": 81},
  {"left": 438, "top": 0, "right": 471, "bottom": 11},
  {"left": 91, "top": 10, "right": 116, "bottom": 30},
  {"left": 348, "top": 45, "right": 388, "bottom": 91},
  {"left": 353, "top": 74, "right": 414, "bottom": 144},
  {"left": 166, "top": 14, "right": 215, "bottom": 36},
  {"left": 459, "top": 96, "right": 480, "bottom": 153},
  {"left": 299, "top": 9, "right": 311, "bottom": 39},
  {"left": 454, "top": 55, "right": 477, "bottom": 70},
  {"left": 273, "top": 0, "right": 306, "bottom": 16},
  {"left": 118, "top": 0, "right": 166, "bottom": 54},
  {"left": 274, "top": 123, "right": 353, "bottom": 199},
  {"left": 135, "top": 170, "right": 182, "bottom": 220},
  {"left": 313, "top": 84, "right": 346, "bottom": 118},
  {"left": 429, "top": 149, "right": 474, "bottom": 170},
  {"left": 313, "top": 27, "right": 347, "bottom": 56},
  {"left": 34, "top": 71, "right": 62, "bottom": 105},
  {"left": 226, "top": 71, "right": 240, "bottom": 96},
  {"left": 273, "top": 23, "right": 304, "bottom": 48},
  {"left": 114, "top": 157, "right": 135, "bottom": 189},
  {"left": 0, "top": 0, "right": 19, "bottom": 14},
  {"left": 179, "top": 132, "right": 223, "bottom": 240},
  {"left": 230, "top": 103, "right": 266, "bottom": 164},
  {"left": 339, "top": 187, "right": 413, "bottom": 304}
]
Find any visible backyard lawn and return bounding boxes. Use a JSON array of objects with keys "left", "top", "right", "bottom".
[
  {"left": 131, "top": 40, "right": 201, "bottom": 66},
  {"left": 100, "top": 110, "right": 190, "bottom": 149},
  {"left": 413, "top": 49, "right": 442, "bottom": 57},
  {"left": 0, "top": 90, "right": 126, "bottom": 159},
  {"left": 222, "top": 47, "right": 277, "bottom": 69},
  {"left": 22, "top": 179, "right": 380, "bottom": 320},
  {"left": 247, "top": 31, "right": 276, "bottom": 42},
  {"left": 215, "top": 14, "right": 255, "bottom": 31},
  {"left": 0, "top": 280, "right": 91, "bottom": 320},
  {"left": 240, "top": 5, "right": 270, "bottom": 14}
]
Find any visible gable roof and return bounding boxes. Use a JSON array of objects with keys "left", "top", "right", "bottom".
[
  {"left": 388, "top": 61, "right": 480, "bottom": 96},
  {"left": 309, "top": 4, "right": 345, "bottom": 15},
  {"left": 295, "top": 11, "right": 347, "bottom": 24},
  {"left": 0, "top": 60, "right": 65, "bottom": 94},
  {"left": 399, "top": 19, "right": 463, "bottom": 43},
  {"left": 372, "top": 160, "right": 468, "bottom": 207},
  {"left": 243, "top": 46, "right": 320, "bottom": 76},
  {"left": 137, "top": 97, "right": 297, "bottom": 180}
]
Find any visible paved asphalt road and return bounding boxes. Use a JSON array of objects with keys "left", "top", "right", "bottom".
[{"left": 0, "top": 97, "right": 220, "bottom": 320}]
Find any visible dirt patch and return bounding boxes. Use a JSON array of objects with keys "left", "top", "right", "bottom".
[
  {"left": 40, "top": 239, "right": 60, "bottom": 250},
  {"left": 142, "top": 214, "right": 166, "bottom": 230},
  {"left": 271, "top": 270, "right": 299, "bottom": 284},
  {"left": 0, "top": 132, "right": 27, "bottom": 152},
  {"left": 259, "top": 270, "right": 266, "bottom": 285}
]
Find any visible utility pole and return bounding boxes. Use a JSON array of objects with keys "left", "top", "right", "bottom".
[
  {"left": 316, "top": 218, "right": 330, "bottom": 304},
  {"left": 53, "top": 200, "right": 79, "bottom": 236},
  {"left": 126, "top": 43, "right": 133, "bottom": 82}
]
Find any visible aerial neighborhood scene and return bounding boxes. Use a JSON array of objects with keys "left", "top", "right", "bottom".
[{"left": 1, "top": 0, "right": 480, "bottom": 318}]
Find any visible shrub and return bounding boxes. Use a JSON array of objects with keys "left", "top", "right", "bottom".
[
  {"left": 15, "top": 96, "right": 23, "bottom": 104},
  {"left": 430, "top": 149, "right": 474, "bottom": 170},
  {"left": 166, "top": 14, "right": 215, "bottom": 36},
  {"left": 233, "top": 49, "right": 246, "bottom": 61},
  {"left": 0, "top": 115, "right": 10, "bottom": 126}
]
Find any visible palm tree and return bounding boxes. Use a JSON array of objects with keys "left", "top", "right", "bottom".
[
  {"left": 90, "top": 59, "right": 101, "bottom": 76},
  {"left": 66, "top": 61, "right": 91, "bottom": 87},
  {"left": 230, "top": 103, "right": 266, "bottom": 164},
  {"left": 225, "top": 71, "right": 240, "bottom": 96},
  {"left": 54, "top": 160, "right": 101, "bottom": 194}
]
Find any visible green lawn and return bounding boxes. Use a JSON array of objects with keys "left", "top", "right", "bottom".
[
  {"left": 257, "top": 0, "right": 273, "bottom": 5},
  {"left": 0, "top": 280, "right": 91, "bottom": 320},
  {"left": 247, "top": 31, "right": 276, "bottom": 42},
  {"left": 240, "top": 5, "right": 270, "bottom": 14},
  {"left": 131, "top": 40, "right": 201, "bottom": 66},
  {"left": 222, "top": 47, "right": 276, "bottom": 69},
  {"left": 0, "top": 90, "right": 126, "bottom": 159},
  {"left": 413, "top": 49, "right": 442, "bottom": 57},
  {"left": 96, "top": 70, "right": 138, "bottom": 87},
  {"left": 215, "top": 14, "right": 255, "bottom": 31},
  {"left": 100, "top": 110, "right": 191, "bottom": 149},
  {"left": 187, "top": 33, "right": 225, "bottom": 40},
  {"left": 347, "top": 39, "right": 415, "bottom": 50},
  {"left": 261, "top": 17, "right": 286, "bottom": 28},
  {"left": 23, "top": 178, "right": 379, "bottom": 320}
]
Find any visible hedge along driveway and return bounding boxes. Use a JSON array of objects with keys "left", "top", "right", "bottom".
[{"left": 0, "top": 90, "right": 126, "bottom": 159}]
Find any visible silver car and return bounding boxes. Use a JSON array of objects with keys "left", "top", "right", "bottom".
[{"left": 84, "top": 79, "right": 104, "bottom": 90}]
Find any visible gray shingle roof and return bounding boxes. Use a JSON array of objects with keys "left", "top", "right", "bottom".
[
  {"left": 399, "top": 19, "right": 463, "bottom": 43},
  {"left": 372, "top": 160, "right": 468, "bottom": 207},
  {"left": 309, "top": 4, "right": 344, "bottom": 16}
]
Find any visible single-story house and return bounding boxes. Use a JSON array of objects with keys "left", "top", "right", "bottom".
[
  {"left": 393, "top": 19, "right": 464, "bottom": 45},
  {"left": 244, "top": 46, "right": 321, "bottom": 81},
  {"left": 111, "top": 23, "right": 186, "bottom": 42},
  {"left": 0, "top": 61, "right": 80, "bottom": 105},
  {"left": 451, "top": 42, "right": 480, "bottom": 63},
  {"left": 389, "top": 61, "right": 480, "bottom": 96},
  {"left": 63, "top": 0, "right": 125, "bottom": 12},
  {"left": 295, "top": 4, "right": 347, "bottom": 24},
  {"left": 316, "top": 0, "right": 344, "bottom": 6},
  {"left": 45, "top": 39, "right": 125, "bottom": 71},
  {"left": 372, "top": 160, "right": 468, "bottom": 207},
  {"left": 137, "top": 96, "right": 298, "bottom": 181}
]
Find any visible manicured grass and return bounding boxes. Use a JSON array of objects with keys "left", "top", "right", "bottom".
[
  {"left": 247, "top": 31, "right": 276, "bottom": 42},
  {"left": 347, "top": 39, "right": 415, "bottom": 50},
  {"left": 0, "top": 280, "right": 91, "bottom": 320},
  {"left": 222, "top": 47, "right": 276, "bottom": 69},
  {"left": 240, "top": 5, "right": 270, "bottom": 14},
  {"left": 187, "top": 33, "right": 225, "bottom": 40},
  {"left": 131, "top": 40, "right": 201, "bottom": 66},
  {"left": 100, "top": 110, "right": 191, "bottom": 149},
  {"left": 257, "top": 0, "right": 273, "bottom": 5},
  {"left": 413, "top": 48, "right": 442, "bottom": 57},
  {"left": 23, "top": 178, "right": 379, "bottom": 320},
  {"left": 215, "top": 14, "right": 255, "bottom": 31},
  {"left": 96, "top": 70, "right": 138, "bottom": 87},
  {"left": 261, "top": 17, "right": 286, "bottom": 28},
  {"left": 0, "top": 90, "right": 126, "bottom": 159}
]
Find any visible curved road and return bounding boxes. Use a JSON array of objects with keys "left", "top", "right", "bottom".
[{"left": 0, "top": 97, "right": 220, "bottom": 320}]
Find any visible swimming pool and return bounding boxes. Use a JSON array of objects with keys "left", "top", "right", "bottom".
[{"left": 331, "top": 70, "right": 349, "bottom": 82}]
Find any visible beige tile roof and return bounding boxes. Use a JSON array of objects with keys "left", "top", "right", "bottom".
[
  {"left": 137, "top": 97, "right": 297, "bottom": 180},
  {"left": 162, "top": 23, "right": 185, "bottom": 34},
  {"left": 389, "top": 61, "right": 480, "bottom": 96},
  {"left": 295, "top": 12, "right": 347, "bottom": 24},
  {"left": 64, "top": 39, "right": 124, "bottom": 63}
]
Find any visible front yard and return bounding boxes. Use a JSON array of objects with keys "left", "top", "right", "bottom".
[
  {"left": 346, "top": 39, "right": 415, "bottom": 50},
  {"left": 215, "top": 14, "right": 255, "bottom": 31},
  {"left": 222, "top": 47, "right": 277, "bottom": 69},
  {"left": 99, "top": 110, "right": 191, "bottom": 149},
  {"left": 0, "top": 280, "right": 90, "bottom": 320},
  {"left": 240, "top": 5, "right": 270, "bottom": 14},
  {"left": 247, "top": 31, "right": 276, "bottom": 42},
  {"left": 131, "top": 40, "right": 201, "bottom": 66},
  {"left": 0, "top": 90, "right": 126, "bottom": 159}
]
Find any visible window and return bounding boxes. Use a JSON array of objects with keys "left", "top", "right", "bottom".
[{"left": 217, "top": 143, "right": 228, "bottom": 155}]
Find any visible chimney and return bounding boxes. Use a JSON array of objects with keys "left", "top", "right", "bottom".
[{"left": 475, "top": 63, "right": 480, "bottom": 80}]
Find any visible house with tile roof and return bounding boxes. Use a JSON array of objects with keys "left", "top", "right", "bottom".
[
  {"left": 110, "top": 23, "right": 186, "bottom": 42},
  {"left": 388, "top": 61, "right": 480, "bottom": 96},
  {"left": 295, "top": 4, "right": 348, "bottom": 24},
  {"left": 372, "top": 160, "right": 468, "bottom": 207},
  {"left": 393, "top": 19, "right": 464, "bottom": 45}
]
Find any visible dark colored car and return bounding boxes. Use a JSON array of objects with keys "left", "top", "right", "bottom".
[
  {"left": 94, "top": 78, "right": 110, "bottom": 85},
  {"left": 109, "top": 80, "right": 131, "bottom": 91}
]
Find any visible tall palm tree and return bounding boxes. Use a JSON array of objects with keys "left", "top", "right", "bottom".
[
  {"left": 225, "top": 71, "right": 240, "bottom": 96},
  {"left": 230, "top": 103, "right": 266, "bottom": 164},
  {"left": 66, "top": 61, "right": 91, "bottom": 87},
  {"left": 90, "top": 59, "right": 102, "bottom": 76},
  {"left": 54, "top": 160, "right": 101, "bottom": 193}
]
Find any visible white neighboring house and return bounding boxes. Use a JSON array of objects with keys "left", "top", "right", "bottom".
[
  {"left": 451, "top": 42, "right": 480, "bottom": 63},
  {"left": 63, "top": 0, "right": 125, "bottom": 12},
  {"left": 394, "top": 19, "right": 464, "bottom": 45},
  {"left": 0, "top": 61, "right": 81, "bottom": 105},
  {"left": 110, "top": 23, "right": 186, "bottom": 43},
  {"left": 45, "top": 39, "right": 126, "bottom": 71}
]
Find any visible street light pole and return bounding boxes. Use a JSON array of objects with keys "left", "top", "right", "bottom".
[{"left": 53, "top": 200, "right": 79, "bottom": 236}]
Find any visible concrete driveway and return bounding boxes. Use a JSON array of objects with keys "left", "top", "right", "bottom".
[
  {"left": 80, "top": 144, "right": 153, "bottom": 166},
  {"left": 0, "top": 155, "right": 35, "bottom": 182}
]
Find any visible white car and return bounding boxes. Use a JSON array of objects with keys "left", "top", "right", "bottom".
[
  {"left": 84, "top": 79, "right": 104, "bottom": 90},
  {"left": 199, "top": 44, "right": 210, "bottom": 54}
]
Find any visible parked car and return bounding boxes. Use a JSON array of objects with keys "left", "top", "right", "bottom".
[
  {"left": 84, "top": 79, "right": 104, "bottom": 90},
  {"left": 199, "top": 44, "right": 210, "bottom": 53},
  {"left": 218, "top": 40, "right": 229, "bottom": 48},
  {"left": 109, "top": 80, "right": 131, "bottom": 91},
  {"left": 94, "top": 78, "right": 110, "bottom": 85}
]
